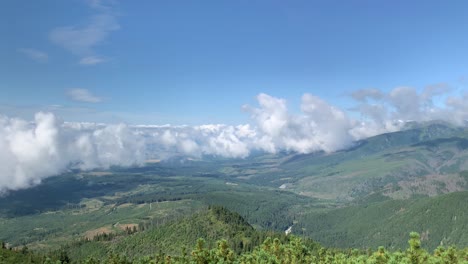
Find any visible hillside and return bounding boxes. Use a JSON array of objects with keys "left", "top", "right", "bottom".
[
  {"left": 60, "top": 206, "right": 319, "bottom": 262},
  {"left": 296, "top": 191, "right": 468, "bottom": 250},
  {"left": 1, "top": 208, "right": 466, "bottom": 263},
  {"left": 218, "top": 123, "right": 468, "bottom": 201}
]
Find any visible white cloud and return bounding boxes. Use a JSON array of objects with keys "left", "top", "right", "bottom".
[
  {"left": 351, "top": 86, "right": 466, "bottom": 127},
  {"left": 17, "top": 48, "right": 48, "bottom": 62},
  {"left": 49, "top": 0, "right": 118, "bottom": 65},
  {"left": 79, "top": 56, "right": 106, "bottom": 65},
  {"left": 68, "top": 89, "right": 102, "bottom": 103},
  {"left": 0, "top": 112, "right": 144, "bottom": 193},
  {"left": 245, "top": 93, "right": 354, "bottom": 153},
  {"left": 2, "top": 86, "right": 468, "bottom": 192}
]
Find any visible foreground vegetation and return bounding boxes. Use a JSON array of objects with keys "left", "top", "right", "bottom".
[
  {"left": 1, "top": 232, "right": 467, "bottom": 263},
  {"left": 1, "top": 207, "right": 467, "bottom": 263},
  {"left": 98, "top": 233, "right": 467, "bottom": 264}
]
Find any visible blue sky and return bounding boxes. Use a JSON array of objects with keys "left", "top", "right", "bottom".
[{"left": 2, "top": 0, "right": 468, "bottom": 125}]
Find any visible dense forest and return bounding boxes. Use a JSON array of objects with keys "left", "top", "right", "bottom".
[{"left": 1, "top": 206, "right": 467, "bottom": 263}]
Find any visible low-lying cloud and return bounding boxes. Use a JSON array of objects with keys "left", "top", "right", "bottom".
[
  {"left": 1, "top": 87, "right": 467, "bottom": 192},
  {"left": 0, "top": 113, "right": 144, "bottom": 193}
]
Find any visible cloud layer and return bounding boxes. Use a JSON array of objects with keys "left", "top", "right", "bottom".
[
  {"left": 0, "top": 113, "right": 144, "bottom": 193},
  {"left": 1, "top": 87, "right": 467, "bottom": 193}
]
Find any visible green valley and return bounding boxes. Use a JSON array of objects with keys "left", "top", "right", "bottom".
[{"left": 0, "top": 123, "right": 467, "bottom": 263}]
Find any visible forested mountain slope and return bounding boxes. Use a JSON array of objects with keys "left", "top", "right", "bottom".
[
  {"left": 1, "top": 207, "right": 466, "bottom": 263},
  {"left": 220, "top": 123, "right": 468, "bottom": 201},
  {"left": 296, "top": 191, "right": 468, "bottom": 250}
]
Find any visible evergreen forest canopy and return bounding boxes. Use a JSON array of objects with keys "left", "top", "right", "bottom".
[{"left": 1, "top": 206, "right": 467, "bottom": 263}]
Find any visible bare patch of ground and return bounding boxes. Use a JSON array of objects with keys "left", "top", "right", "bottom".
[
  {"left": 117, "top": 203, "right": 133, "bottom": 208},
  {"left": 84, "top": 226, "right": 113, "bottom": 240},
  {"left": 116, "top": 223, "right": 138, "bottom": 231}
]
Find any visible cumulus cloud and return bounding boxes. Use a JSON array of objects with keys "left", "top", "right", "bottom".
[
  {"left": 49, "top": 0, "right": 118, "bottom": 65},
  {"left": 445, "top": 92, "right": 468, "bottom": 125},
  {"left": 0, "top": 112, "right": 144, "bottom": 193},
  {"left": 68, "top": 89, "right": 102, "bottom": 103},
  {"left": 350, "top": 86, "right": 467, "bottom": 127},
  {"left": 17, "top": 48, "right": 48, "bottom": 62},
  {"left": 243, "top": 93, "right": 353, "bottom": 153},
  {"left": 422, "top": 83, "right": 451, "bottom": 100},
  {"left": 2, "top": 86, "right": 468, "bottom": 192},
  {"left": 138, "top": 124, "right": 255, "bottom": 159}
]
